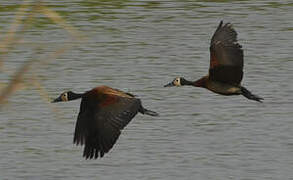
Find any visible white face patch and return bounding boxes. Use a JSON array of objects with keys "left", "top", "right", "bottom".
[
  {"left": 173, "top": 77, "right": 181, "bottom": 86},
  {"left": 61, "top": 92, "right": 68, "bottom": 101}
]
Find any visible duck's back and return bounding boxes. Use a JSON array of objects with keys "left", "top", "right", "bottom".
[{"left": 86, "top": 86, "right": 134, "bottom": 99}]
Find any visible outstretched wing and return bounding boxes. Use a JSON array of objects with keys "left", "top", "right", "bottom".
[
  {"left": 73, "top": 99, "right": 91, "bottom": 146},
  {"left": 74, "top": 87, "right": 141, "bottom": 159},
  {"left": 209, "top": 21, "right": 244, "bottom": 85}
]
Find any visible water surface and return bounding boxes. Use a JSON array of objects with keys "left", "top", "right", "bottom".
[{"left": 1, "top": 0, "right": 293, "bottom": 179}]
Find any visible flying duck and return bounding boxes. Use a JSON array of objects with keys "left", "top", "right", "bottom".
[
  {"left": 52, "top": 86, "right": 159, "bottom": 159},
  {"left": 164, "top": 21, "right": 263, "bottom": 102}
]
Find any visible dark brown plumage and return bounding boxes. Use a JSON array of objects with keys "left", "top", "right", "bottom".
[
  {"left": 209, "top": 21, "right": 243, "bottom": 85},
  {"left": 164, "top": 21, "right": 263, "bottom": 102},
  {"left": 52, "top": 86, "right": 158, "bottom": 159}
]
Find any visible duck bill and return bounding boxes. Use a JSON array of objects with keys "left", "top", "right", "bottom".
[
  {"left": 164, "top": 82, "right": 174, "bottom": 87},
  {"left": 51, "top": 96, "right": 62, "bottom": 103}
]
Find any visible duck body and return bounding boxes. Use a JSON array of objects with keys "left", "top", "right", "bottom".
[
  {"left": 52, "top": 85, "right": 158, "bottom": 159},
  {"left": 164, "top": 21, "right": 263, "bottom": 102},
  {"left": 205, "top": 80, "right": 241, "bottom": 95}
]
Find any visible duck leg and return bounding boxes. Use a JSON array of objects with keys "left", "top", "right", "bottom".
[{"left": 241, "top": 86, "right": 263, "bottom": 102}]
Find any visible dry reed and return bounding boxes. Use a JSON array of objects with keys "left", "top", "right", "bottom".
[{"left": 0, "top": 0, "right": 85, "bottom": 108}]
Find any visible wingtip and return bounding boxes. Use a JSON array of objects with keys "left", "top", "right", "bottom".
[
  {"left": 219, "top": 20, "right": 234, "bottom": 29},
  {"left": 225, "top": 22, "right": 233, "bottom": 29},
  {"left": 217, "top": 20, "right": 224, "bottom": 30}
]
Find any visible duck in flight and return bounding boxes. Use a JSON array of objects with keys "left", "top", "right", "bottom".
[
  {"left": 164, "top": 21, "right": 263, "bottom": 102},
  {"left": 52, "top": 86, "right": 159, "bottom": 159}
]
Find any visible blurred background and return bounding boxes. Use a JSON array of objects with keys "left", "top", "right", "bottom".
[{"left": 0, "top": 0, "right": 293, "bottom": 179}]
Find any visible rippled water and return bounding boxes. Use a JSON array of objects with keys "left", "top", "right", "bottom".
[{"left": 1, "top": 0, "right": 293, "bottom": 179}]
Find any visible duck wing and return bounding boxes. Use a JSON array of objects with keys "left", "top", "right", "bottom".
[
  {"left": 209, "top": 21, "right": 244, "bottom": 85},
  {"left": 74, "top": 86, "right": 141, "bottom": 159}
]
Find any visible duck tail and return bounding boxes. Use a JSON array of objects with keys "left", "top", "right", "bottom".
[{"left": 241, "top": 86, "right": 263, "bottom": 102}]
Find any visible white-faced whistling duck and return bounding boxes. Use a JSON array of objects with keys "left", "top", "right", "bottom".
[
  {"left": 52, "top": 86, "right": 159, "bottom": 159},
  {"left": 164, "top": 21, "right": 263, "bottom": 102}
]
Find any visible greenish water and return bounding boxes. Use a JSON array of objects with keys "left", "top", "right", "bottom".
[{"left": 1, "top": 0, "right": 293, "bottom": 179}]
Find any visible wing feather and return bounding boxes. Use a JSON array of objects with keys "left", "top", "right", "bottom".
[
  {"left": 74, "top": 99, "right": 90, "bottom": 146},
  {"left": 209, "top": 21, "right": 244, "bottom": 85},
  {"left": 74, "top": 87, "right": 141, "bottom": 159}
]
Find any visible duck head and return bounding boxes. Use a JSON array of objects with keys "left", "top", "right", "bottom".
[
  {"left": 52, "top": 91, "right": 82, "bottom": 103},
  {"left": 164, "top": 77, "right": 193, "bottom": 87}
]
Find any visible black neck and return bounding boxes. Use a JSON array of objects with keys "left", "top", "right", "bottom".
[
  {"left": 69, "top": 92, "right": 83, "bottom": 101},
  {"left": 181, "top": 79, "right": 194, "bottom": 86}
]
